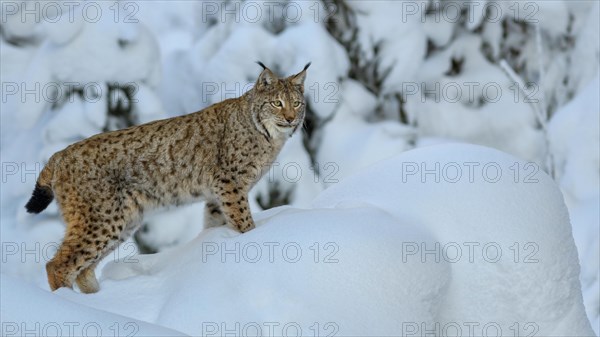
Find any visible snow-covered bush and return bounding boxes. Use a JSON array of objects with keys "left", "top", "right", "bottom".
[{"left": 1, "top": 0, "right": 598, "bottom": 334}]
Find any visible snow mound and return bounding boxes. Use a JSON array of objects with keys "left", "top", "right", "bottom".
[
  {"left": 548, "top": 74, "right": 600, "bottom": 333},
  {"left": 3, "top": 144, "right": 594, "bottom": 336},
  {"left": 314, "top": 143, "right": 594, "bottom": 336},
  {"left": 0, "top": 274, "right": 185, "bottom": 336},
  {"left": 59, "top": 206, "right": 446, "bottom": 336}
]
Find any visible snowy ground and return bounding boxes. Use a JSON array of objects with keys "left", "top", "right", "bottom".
[
  {"left": 1, "top": 1, "right": 599, "bottom": 336},
  {"left": 2, "top": 144, "right": 596, "bottom": 336}
]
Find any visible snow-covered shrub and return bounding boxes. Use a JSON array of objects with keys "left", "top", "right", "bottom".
[{"left": 1, "top": 0, "right": 598, "bottom": 332}]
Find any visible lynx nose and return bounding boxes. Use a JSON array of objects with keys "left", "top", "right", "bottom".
[{"left": 284, "top": 113, "right": 295, "bottom": 123}]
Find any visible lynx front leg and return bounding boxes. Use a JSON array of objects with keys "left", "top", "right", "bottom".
[
  {"left": 214, "top": 180, "right": 255, "bottom": 233},
  {"left": 203, "top": 201, "right": 226, "bottom": 229}
]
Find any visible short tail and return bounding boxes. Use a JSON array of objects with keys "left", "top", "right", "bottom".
[
  {"left": 25, "top": 184, "right": 54, "bottom": 213},
  {"left": 25, "top": 159, "right": 55, "bottom": 214}
]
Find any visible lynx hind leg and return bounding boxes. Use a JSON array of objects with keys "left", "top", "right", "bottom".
[
  {"left": 46, "top": 229, "right": 98, "bottom": 291},
  {"left": 47, "top": 199, "right": 136, "bottom": 292},
  {"left": 75, "top": 262, "right": 99, "bottom": 293},
  {"left": 203, "top": 201, "right": 226, "bottom": 229},
  {"left": 74, "top": 217, "right": 141, "bottom": 293}
]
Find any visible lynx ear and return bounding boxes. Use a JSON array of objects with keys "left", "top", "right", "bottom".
[
  {"left": 289, "top": 62, "right": 311, "bottom": 91},
  {"left": 256, "top": 61, "right": 276, "bottom": 90}
]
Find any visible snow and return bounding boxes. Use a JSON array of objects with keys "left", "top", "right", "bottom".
[
  {"left": 275, "top": 23, "right": 350, "bottom": 119},
  {"left": 83, "top": 87, "right": 109, "bottom": 128},
  {"left": 1, "top": 274, "right": 185, "bottom": 336},
  {"left": 314, "top": 144, "right": 594, "bottom": 336},
  {"left": 9, "top": 50, "right": 54, "bottom": 129},
  {"left": 350, "top": 1, "right": 427, "bottom": 94},
  {"left": 536, "top": 1, "right": 570, "bottom": 37},
  {"left": 134, "top": 84, "right": 165, "bottom": 124},
  {"left": 406, "top": 34, "right": 546, "bottom": 163},
  {"left": 465, "top": 0, "right": 488, "bottom": 31},
  {"left": 1, "top": 0, "right": 598, "bottom": 335},
  {"left": 75, "top": 206, "right": 445, "bottom": 336},
  {"left": 43, "top": 4, "right": 84, "bottom": 46},
  {"left": 549, "top": 75, "right": 600, "bottom": 201},
  {"left": 2, "top": 144, "right": 595, "bottom": 336},
  {"left": 423, "top": 12, "right": 455, "bottom": 47},
  {"left": 44, "top": 95, "right": 97, "bottom": 143},
  {"left": 318, "top": 79, "right": 414, "bottom": 184},
  {"left": 549, "top": 74, "right": 600, "bottom": 331},
  {"left": 0, "top": 2, "right": 41, "bottom": 41},
  {"left": 251, "top": 131, "right": 324, "bottom": 208},
  {"left": 571, "top": 0, "right": 600, "bottom": 93}
]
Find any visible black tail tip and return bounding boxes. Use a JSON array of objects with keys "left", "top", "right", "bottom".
[
  {"left": 256, "top": 61, "right": 268, "bottom": 70},
  {"left": 25, "top": 184, "right": 54, "bottom": 214}
]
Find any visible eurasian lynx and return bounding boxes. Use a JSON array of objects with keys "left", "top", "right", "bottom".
[{"left": 25, "top": 62, "right": 310, "bottom": 293}]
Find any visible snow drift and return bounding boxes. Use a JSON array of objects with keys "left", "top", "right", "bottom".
[
  {"left": 2, "top": 144, "right": 592, "bottom": 336},
  {"left": 314, "top": 143, "right": 595, "bottom": 336}
]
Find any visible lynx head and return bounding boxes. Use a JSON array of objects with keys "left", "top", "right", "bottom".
[{"left": 250, "top": 62, "right": 310, "bottom": 139}]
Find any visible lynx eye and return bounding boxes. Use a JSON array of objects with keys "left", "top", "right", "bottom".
[
  {"left": 271, "top": 101, "right": 283, "bottom": 108},
  {"left": 293, "top": 101, "right": 302, "bottom": 108}
]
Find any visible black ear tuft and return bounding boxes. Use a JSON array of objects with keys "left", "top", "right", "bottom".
[
  {"left": 256, "top": 63, "right": 276, "bottom": 89},
  {"left": 289, "top": 62, "right": 311, "bottom": 89}
]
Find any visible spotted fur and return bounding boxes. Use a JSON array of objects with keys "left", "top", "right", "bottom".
[{"left": 26, "top": 63, "right": 310, "bottom": 293}]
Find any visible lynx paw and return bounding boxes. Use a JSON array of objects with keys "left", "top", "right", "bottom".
[{"left": 76, "top": 267, "right": 100, "bottom": 294}]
